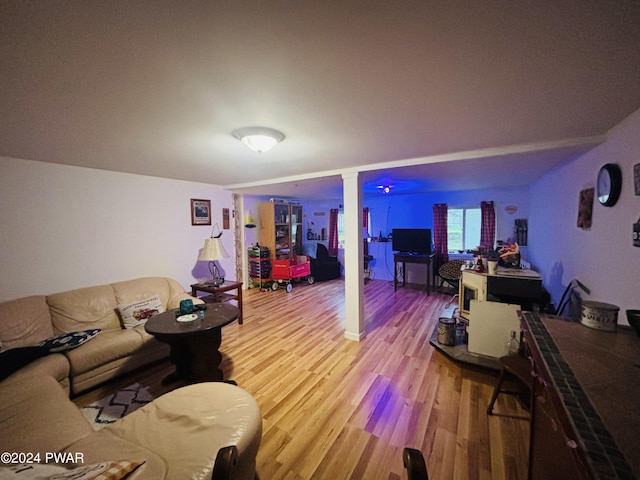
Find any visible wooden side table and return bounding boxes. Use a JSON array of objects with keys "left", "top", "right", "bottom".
[{"left": 191, "top": 281, "right": 243, "bottom": 325}]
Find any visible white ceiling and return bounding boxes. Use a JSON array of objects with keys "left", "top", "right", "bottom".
[{"left": 1, "top": 1, "right": 639, "bottom": 200}]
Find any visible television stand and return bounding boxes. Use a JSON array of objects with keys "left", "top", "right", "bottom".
[{"left": 393, "top": 252, "right": 434, "bottom": 295}]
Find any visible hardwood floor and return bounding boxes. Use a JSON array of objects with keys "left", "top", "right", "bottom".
[{"left": 73, "top": 279, "right": 530, "bottom": 480}]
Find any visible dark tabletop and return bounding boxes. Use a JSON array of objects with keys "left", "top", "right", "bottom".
[{"left": 144, "top": 303, "right": 238, "bottom": 336}]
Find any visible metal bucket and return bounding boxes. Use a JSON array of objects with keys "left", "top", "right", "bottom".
[
  {"left": 581, "top": 301, "right": 619, "bottom": 331},
  {"left": 437, "top": 317, "right": 456, "bottom": 346}
]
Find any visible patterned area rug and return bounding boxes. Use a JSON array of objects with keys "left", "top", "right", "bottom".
[{"left": 81, "top": 383, "right": 154, "bottom": 430}]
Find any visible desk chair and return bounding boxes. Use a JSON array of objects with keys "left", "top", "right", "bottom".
[
  {"left": 437, "top": 259, "right": 465, "bottom": 306},
  {"left": 364, "top": 254, "right": 374, "bottom": 283}
]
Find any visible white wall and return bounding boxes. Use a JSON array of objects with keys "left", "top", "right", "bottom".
[
  {"left": 528, "top": 109, "right": 640, "bottom": 323},
  {"left": 301, "top": 198, "right": 336, "bottom": 255},
  {"left": 0, "top": 156, "right": 234, "bottom": 301},
  {"left": 365, "top": 188, "right": 530, "bottom": 246}
]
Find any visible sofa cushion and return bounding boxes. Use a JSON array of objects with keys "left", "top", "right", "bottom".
[
  {"left": 0, "top": 296, "right": 53, "bottom": 350},
  {"left": 0, "top": 345, "right": 48, "bottom": 381},
  {"left": 112, "top": 277, "right": 173, "bottom": 311},
  {"left": 0, "top": 331, "right": 98, "bottom": 381},
  {"left": 64, "top": 330, "right": 142, "bottom": 377},
  {"left": 5, "top": 353, "right": 70, "bottom": 391},
  {"left": 0, "top": 375, "right": 93, "bottom": 455},
  {"left": 69, "top": 342, "right": 167, "bottom": 396},
  {"left": 117, "top": 297, "right": 164, "bottom": 329},
  {"left": 48, "top": 285, "right": 121, "bottom": 334}
]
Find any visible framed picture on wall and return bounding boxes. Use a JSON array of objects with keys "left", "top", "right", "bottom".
[
  {"left": 191, "top": 199, "right": 211, "bottom": 225},
  {"left": 577, "top": 188, "right": 594, "bottom": 230}
]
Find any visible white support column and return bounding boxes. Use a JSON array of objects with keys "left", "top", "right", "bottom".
[
  {"left": 237, "top": 194, "right": 249, "bottom": 289},
  {"left": 342, "top": 172, "right": 365, "bottom": 341}
]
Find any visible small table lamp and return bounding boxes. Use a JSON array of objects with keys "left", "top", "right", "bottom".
[{"left": 198, "top": 233, "right": 230, "bottom": 287}]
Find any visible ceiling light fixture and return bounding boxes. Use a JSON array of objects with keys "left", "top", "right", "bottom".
[
  {"left": 232, "top": 126, "right": 285, "bottom": 154},
  {"left": 377, "top": 185, "right": 392, "bottom": 194}
]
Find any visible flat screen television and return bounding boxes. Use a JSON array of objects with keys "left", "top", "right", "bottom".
[{"left": 391, "top": 228, "right": 432, "bottom": 254}]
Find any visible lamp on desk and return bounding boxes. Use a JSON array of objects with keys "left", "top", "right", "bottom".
[{"left": 198, "top": 224, "right": 230, "bottom": 287}]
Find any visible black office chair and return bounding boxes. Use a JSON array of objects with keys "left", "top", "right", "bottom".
[
  {"left": 437, "top": 259, "right": 465, "bottom": 306},
  {"left": 403, "top": 448, "right": 429, "bottom": 480}
]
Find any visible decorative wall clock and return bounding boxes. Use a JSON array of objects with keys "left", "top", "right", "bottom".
[{"left": 596, "top": 163, "right": 622, "bottom": 207}]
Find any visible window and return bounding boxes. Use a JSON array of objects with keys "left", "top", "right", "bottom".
[
  {"left": 448, "top": 207, "right": 480, "bottom": 252},
  {"left": 337, "top": 210, "right": 370, "bottom": 248}
]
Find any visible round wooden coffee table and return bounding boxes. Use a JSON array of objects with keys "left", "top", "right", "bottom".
[{"left": 145, "top": 303, "right": 238, "bottom": 384}]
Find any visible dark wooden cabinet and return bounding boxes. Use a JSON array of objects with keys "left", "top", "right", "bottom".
[{"left": 520, "top": 312, "right": 636, "bottom": 480}]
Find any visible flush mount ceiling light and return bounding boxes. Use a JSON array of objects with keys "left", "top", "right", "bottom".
[{"left": 232, "top": 126, "right": 285, "bottom": 154}]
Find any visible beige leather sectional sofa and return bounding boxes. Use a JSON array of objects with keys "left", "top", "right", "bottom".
[
  {"left": 0, "top": 276, "right": 197, "bottom": 394},
  {"left": 0, "top": 277, "right": 262, "bottom": 480}
]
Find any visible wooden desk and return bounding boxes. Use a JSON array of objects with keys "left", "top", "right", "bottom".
[
  {"left": 191, "top": 281, "right": 243, "bottom": 325},
  {"left": 393, "top": 253, "right": 434, "bottom": 295}
]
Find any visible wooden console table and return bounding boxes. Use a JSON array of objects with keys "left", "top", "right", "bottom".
[
  {"left": 393, "top": 253, "right": 434, "bottom": 295},
  {"left": 191, "top": 281, "right": 243, "bottom": 325}
]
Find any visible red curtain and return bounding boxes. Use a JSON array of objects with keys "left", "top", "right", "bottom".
[
  {"left": 328, "top": 208, "right": 339, "bottom": 256},
  {"left": 363, "top": 207, "right": 369, "bottom": 257},
  {"left": 432, "top": 203, "right": 448, "bottom": 262},
  {"left": 480, "top": 201, "right": 496, "bottom": 250}
]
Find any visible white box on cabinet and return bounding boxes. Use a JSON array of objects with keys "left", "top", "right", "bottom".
[{"left": 467, "top": 300, "right": 520, "bottom": 358}]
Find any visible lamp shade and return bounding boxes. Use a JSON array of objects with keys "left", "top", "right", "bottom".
[
  {"left": 198, "top": 237, "right": 230, "bottom": 261},
  {"left": 245, "top": 211, "right": 256, "bottom": 228}
]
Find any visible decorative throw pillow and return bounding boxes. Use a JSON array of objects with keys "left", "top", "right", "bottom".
[
  {"left": 117, "top": 296, "right": 164, "bottom": 329},
  {"left": 0, "top": 460, "right": 144, "bottom": 480},
  {"left": 38, "top": 329, "right": 101, "bottom": 353}
]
